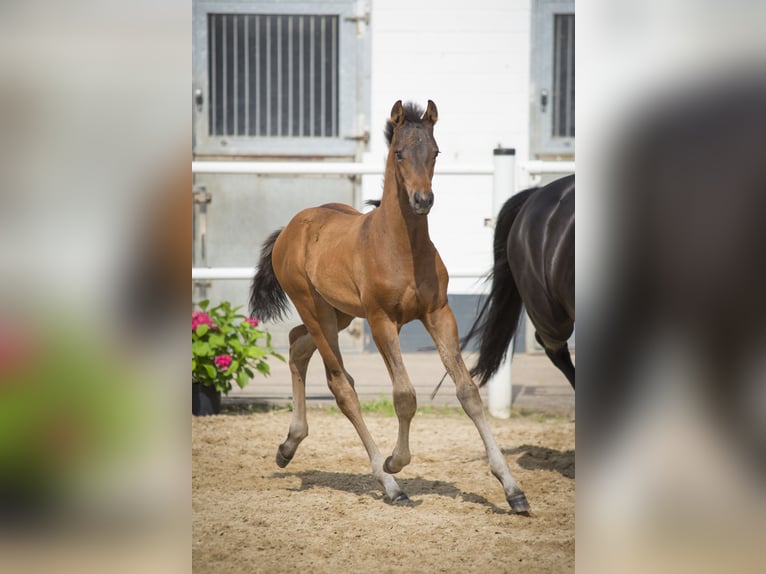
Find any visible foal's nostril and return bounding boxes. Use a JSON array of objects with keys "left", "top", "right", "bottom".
[{"left": 415, "top": 192, "right": 434, "bottom": 209}]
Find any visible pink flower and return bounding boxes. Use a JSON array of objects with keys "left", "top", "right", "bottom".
[
  {"left": 245, "top": 317, "right": 259, "bottom": 327},
  {"left": 192, "top": 311, "right": 217, "bottom": 332},
  {"left": 214, "top": 355, "right": 232, "bottom": 370}
]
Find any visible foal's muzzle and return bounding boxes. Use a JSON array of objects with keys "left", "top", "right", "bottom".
[{"left": 411, "top": 191, "right": 434, "bottom": 215}]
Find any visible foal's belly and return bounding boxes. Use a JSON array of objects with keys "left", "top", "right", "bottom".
[{"left": 314, "top": 284, "right": 366, "bottom": 319}]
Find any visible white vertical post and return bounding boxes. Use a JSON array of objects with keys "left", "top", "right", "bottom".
[{"left": 487, "top": 147, "right": 516, "bottom": 419}]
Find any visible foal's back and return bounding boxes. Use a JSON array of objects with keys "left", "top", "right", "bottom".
[{"left": 272, "top": 203, "right": 369, "bottom": 318}]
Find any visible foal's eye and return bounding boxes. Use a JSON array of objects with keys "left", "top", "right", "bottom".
[{"left": 395, "top": 151, "right": 403, "bottom": 161}]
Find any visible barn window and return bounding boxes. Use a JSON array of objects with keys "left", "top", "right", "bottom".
[
  {"left": 193, "top": 1, "right": 366, "bottom": 157},
  {"left": 531, "top": 0, "right": 575, "bottom": 158},
  {"left": 552, "top": 14, "right": 574, "bottom": 139},
  {"left": 207, "top": 14, "right": 339, "bottom": 138}
]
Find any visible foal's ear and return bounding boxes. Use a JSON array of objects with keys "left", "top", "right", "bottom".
[
  {"left": 390, "top": 100, "right": 405, "bottom": 126},
  {"left": 423, "top": 100, "right": 438, "bottom": 127}
]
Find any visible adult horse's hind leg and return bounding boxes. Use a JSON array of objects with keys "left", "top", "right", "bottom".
[
  {"left": 424, "top": 305, "right": 529, "bottom": 513},
  {"left": 276, "top": 324, "right": 317, "bottom": 468},
  {"left": 535, "top": 333, "right": 575, "bottom": 389}
]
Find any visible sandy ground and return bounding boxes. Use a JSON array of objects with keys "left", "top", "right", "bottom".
[{"left": 192, "top": 408, "right": 574, "bottom": 573}]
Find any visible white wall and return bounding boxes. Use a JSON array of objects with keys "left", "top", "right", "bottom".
[{"left": 361, "top": 0, "right": 532, "bottom": 294}]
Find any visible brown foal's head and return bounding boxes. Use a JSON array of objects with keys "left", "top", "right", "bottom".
[{"left": 386, "top": 100, "right": 439, "bottom": 215}]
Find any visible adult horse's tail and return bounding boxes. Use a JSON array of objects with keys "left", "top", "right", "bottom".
[
  {"left": 249, "top": 229, "right": 290, "bottom": 322},
  {"left": 465, "top": 187, "right": 537, "bottom": 386}
]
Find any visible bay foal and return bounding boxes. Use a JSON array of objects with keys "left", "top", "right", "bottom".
[{"left": 250, "top": 100, "right": 529, "bottom": 512}]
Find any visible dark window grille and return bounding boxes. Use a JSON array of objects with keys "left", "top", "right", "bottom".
[
  {"left": 552, "top": 14, "right": 575, "bottom": 138},
  {"left": 208, "top": 13, "right": 339, "bottom": 138}
]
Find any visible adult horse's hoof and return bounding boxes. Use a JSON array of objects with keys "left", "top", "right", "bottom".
[
  {"left": 275, "top": 448, "right": 293, "bottom": 468},
  {"left": 508, "top": 493, "right": 530, "bottom": 514}
]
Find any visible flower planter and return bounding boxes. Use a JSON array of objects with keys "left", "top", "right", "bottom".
[
  {"left": 193, "top": 300, "right": 283, "bottom": 416},
  {"left": 192, "top": 382, "right": 221, "bottom": 416}
]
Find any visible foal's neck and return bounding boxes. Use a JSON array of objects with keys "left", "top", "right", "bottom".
[{"left": 378, "top": 155, "right": 432, "bottom": 251}]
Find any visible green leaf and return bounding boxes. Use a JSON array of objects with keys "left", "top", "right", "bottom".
[
  {"left": 247, "top": 347, "right": 266, "bottom": 359},
  {"left": 198, "top": 299, "right": 209, "bottom": 311},
  {"left": 244, "top": 367, "right": 254, "bottom": 378},
  {"left": 196, "top": 324, "right": 209, "bottom": 337},
  {"left": 203, "top": 363, "right": 216, "bottom": 378},
  {"left": 230, "top": 339, "right": 243, "bottom": 353},
  {"left": 192, "top": 358, "right": 196, "bottom": 371},
  {"left": 256, "top": 361, "right": 270, "bottom": 376},
  {"left": 208, "top": 333, "right": 225, "bottom": 348},
  {"left": 273, "top": 352, "right": 286, "bottom": 362},
  {"left": 215, "top": 379, "right": 232, "bottom": 394},
  {"left": 192, "top": 341, "right": 211, "bottom": 357},
  {"left": 226, "top": 360, "right": 240, "bottom": 376},
  {"left": 236, "top": 371, "right": 250, "bottom": 389}
]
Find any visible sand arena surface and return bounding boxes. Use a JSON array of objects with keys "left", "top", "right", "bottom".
[{"left": 193, "top": 408, "right": 574, "bottom": 573}]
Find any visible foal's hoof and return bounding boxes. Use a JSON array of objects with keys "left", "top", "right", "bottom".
[
  {"left": 508, "top": 493, "right": 531, "bottom": 514},
  {"left": 275, "top": 448, "right": 293, "bottom": 469},
  {"left": 383, "top": 456, "right": 400, "bottom": 474},
  {"left": 389, "top": 492, "right": 410, "bottom": 505}
]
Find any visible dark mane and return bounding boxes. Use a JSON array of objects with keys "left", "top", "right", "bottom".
[{"left": 384, "top": 102, "right": 426, "bottom": 147}]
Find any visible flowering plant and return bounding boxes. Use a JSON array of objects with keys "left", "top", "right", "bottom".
[{"left": 192, "top": 300, "right": 283, "bottom": 394}]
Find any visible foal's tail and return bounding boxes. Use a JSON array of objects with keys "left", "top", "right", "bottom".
[
  {"left": 249, "top": 229, "right": 290, "bottom": 323},
  {"left": 465, "top": 187, "right": 537, "bottom": 386}
]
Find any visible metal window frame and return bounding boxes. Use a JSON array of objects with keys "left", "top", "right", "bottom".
[
  {"left": 530, "top": 0, "right": 575, "bottom": 159},
  {"left": 193, "top": 0, "right": 364, "bottom": 157},
  {"left": 551, "top": 13, "right": 574, "bottom": 138}
]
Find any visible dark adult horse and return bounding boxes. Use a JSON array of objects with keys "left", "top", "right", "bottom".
[
  {"left": 250, "top": 101, "right": 531, "bottom": 513},
  {"left": 466, "top": 175, "right": 575, "bottom": 388}
]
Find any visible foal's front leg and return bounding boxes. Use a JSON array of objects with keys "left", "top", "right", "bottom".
[
  {"left": 424, "top": 305, "right": 530, "bottom": 513},
  {"left": 368, "top": 314, "right": 417, "bottom": 474},
  {"left": 301, "top": 306, "right": 408, "bottom": 503}
]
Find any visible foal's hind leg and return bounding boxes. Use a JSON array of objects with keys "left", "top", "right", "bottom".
[
  {"left": 299, "top": 301, "right": 408, "bottom": 502},
  {"left": 424, "top": 305, "right": 529, "bottom": 513},
  {"left": 277, "top": 313, "right": 354, "bottom": 467},
  {"left": 276, "top": 325, "right": 316, "bottom": 468}
]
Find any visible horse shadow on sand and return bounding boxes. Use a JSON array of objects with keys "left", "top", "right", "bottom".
[
  {"left": 272, "top": 470, "right": 511, "bottom": 514},
  {"left": 501, "top": 445, "right": 575, "bottom": 479}
]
